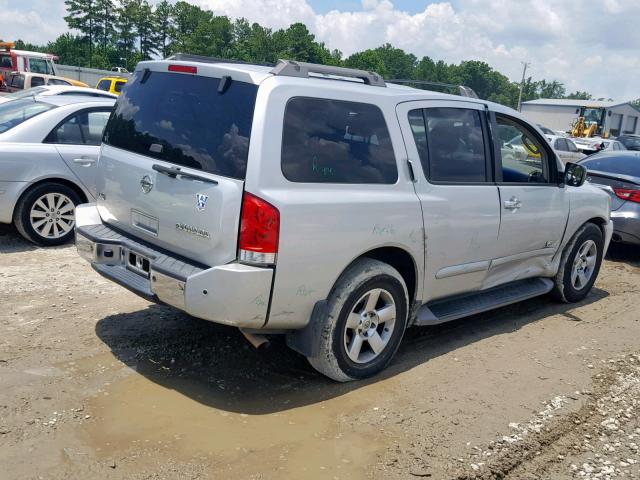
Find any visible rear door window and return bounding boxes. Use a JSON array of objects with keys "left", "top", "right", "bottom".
[
  {"left": 103, "top": 71, "right": 258, "bottom": 180},
  {"left": 46, "top": 109, "right": 112, "bottom": 145},
  {"left": 281, "top": 97, "right": 398, "bottom": 184},
  {"left": 408, "top": 107, "right": 488, "bottom": 183}
]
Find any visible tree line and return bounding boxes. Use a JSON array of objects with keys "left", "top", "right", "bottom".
[{"left": 11, "top": 0, "right": 597, "bottom": 109}]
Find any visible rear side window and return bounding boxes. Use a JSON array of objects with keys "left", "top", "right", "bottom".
[
  {"left": 31, "top": 76, "right": 45, "bottom": 87},
  {"left": 104, "top": 71, "right": 258, "bottom": 180},
  {"left": 281, "top": 97, "right": 398, "bottom": 184},
  {"left": 9, "top": 75, "right": 24, "bottom": 89},
  {"left": 47, "top": 110, "right": 112, "bottom": 146},
  {"left": 0, "top": 99, "right": 55, "bottom": 133},
  {"left": 409, "top": 107, "right": 487, "bottom": 183},
  {"left": 96, "top": 79, "right": 111, "bottom": 91},
  {"left": 114, "top": 80, "right": 126, "bottom": 93}
]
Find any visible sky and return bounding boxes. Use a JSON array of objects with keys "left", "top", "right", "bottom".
[{"left": 1, "top": 0, "right": 639, "bottom": 100}]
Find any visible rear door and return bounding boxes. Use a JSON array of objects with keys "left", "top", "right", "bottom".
[
  {"left": 488, "top": 112, "right": 569, "bottom": 286},
  {"left": 46, "top": 108, "right": 112, "bottom": 196},
  {"left": 97, "top": 64, "right": 259, "bottom": 267},
  {"left": 397, "top": 100, "right": 501, "bottom": 300},
  {"left": 554, "top": 138, "right": 571, "bottom": 163}
]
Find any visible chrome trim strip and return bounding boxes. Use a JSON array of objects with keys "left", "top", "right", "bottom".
[{"left": 435, "top": 260, "right": 490, "bottom": 279}]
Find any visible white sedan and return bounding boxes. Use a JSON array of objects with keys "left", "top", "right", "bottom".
[
  {"left": 0, "top": 85, "right": 117, "bottom": 104},
  {"left": 546, "top": 135, "right": 586, "bottom": 163},
  {"left": 0, "top": 95, "right": 115, "bottom": 245}
]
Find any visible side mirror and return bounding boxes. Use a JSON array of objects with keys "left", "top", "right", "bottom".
[{"left": 563, "top": 162, "right": 587, "bottom": 187}]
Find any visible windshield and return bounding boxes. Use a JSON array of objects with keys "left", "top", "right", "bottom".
[
  {"left": 104, "top": 70, "right": 258, "bottom": 179},
  {"left": 581, "top": 154, "right": 640, "bottom": 177},
  {"left": 5, "top": 86, "right": 49, "bottom": 100},
  {"left": 0, "top": 98, "right": 56, "bottom": 134}
]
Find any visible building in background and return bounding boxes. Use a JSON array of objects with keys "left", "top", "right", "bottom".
[{"left": 521, "top": 99, "right": 640, "bottom": 137}]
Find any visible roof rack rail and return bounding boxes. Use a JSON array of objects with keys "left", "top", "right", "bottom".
[
  {"left": 388, "top": 79, "right": 479, "bottom": 99},
  {"left": 270, "top": 59, "right": 386, "bottom": 87},
  {"left": 165, "top": 53, "right": 274, "bottom": 68}
]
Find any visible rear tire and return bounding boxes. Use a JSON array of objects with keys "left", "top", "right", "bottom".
[
  {"left": 307, "top": 258, "right": 409, "bottom": 382},
  {"left": 13, "top": 182, "right": 81, "bottom": 246},
  {"left": 551, "top": 223, "right": 604, "bottom": 303}
]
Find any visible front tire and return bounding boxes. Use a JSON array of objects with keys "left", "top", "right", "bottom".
[
  {"left": 307, "top": 258, "right": 409, "bottom": 382},
  {"left": 13, "top": 182, "right": 81, "bottom": 246},
  {"left": 552, "top": 223, "right": 604, "bottom": 303}
]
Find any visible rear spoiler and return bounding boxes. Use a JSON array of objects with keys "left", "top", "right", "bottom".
[{"left": 388, "top": 79, "right": 479, "bottom": 99}]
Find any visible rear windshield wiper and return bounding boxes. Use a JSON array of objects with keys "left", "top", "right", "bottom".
[{"left": 152, "top": 164, "right": 218, "bottom": 185}]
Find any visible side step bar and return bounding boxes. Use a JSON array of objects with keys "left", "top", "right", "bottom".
[{"left": 415, "top": 278, "right": 554, "bottom": 326}]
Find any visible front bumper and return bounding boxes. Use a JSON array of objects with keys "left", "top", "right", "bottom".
[{"left": 75, "top": 204, "right": 273, "bottom": 329}]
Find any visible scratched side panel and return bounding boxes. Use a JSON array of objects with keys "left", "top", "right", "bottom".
[{"left": 245, "top": 78, "right": 424, "bottom": 329}]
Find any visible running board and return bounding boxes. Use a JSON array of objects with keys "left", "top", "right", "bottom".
[{"left": 415, "top": 278, "right": 554, "bottom": 326}]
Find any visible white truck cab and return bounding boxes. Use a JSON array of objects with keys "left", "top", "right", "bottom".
[{"left": 75, "top": 55, "right": 613, "bottom": 381}]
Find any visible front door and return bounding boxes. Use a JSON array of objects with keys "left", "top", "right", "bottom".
[
  {"left": 488, "top": 113, "right": 569, "bottom": 287},
  {"left": 397, "top": 100, "right": 501, "bottom": 301}
]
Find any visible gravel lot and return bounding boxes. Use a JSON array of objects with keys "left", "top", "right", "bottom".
[{"left": 1, "top": 224, "right": 639, "bottom": 479}]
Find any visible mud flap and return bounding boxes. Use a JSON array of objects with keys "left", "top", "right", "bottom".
[{"left": 285, "top": 300, "right": 328, "bottom": 358}]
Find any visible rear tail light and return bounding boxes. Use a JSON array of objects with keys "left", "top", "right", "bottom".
[
  {"left": 614, "top": 188, "right": 640, "bottom": 203},
  {"left": 238, "top": 192, "right": 279, "bottom": 266},
  {"left": 168, "top": 64, "right": 197, "bottom": 74}
]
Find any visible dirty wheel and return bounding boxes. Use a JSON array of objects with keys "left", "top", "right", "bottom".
[
  {"left": 307, "top": 258, "right": 408, "bottom": 382},
  {"left": 14, "top": 182, "right": 81, "bottom": 246},
  {"left": 552, "top": 223, "right": 604, "bottom": 303}
]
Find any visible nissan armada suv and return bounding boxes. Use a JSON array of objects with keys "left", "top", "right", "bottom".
[{"left": 75, "top": 55, "right": 613, "bottom": 381}]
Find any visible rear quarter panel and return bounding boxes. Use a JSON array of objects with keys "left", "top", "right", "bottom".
[
  {"left": 0, "top": 143, "right": 92, "bottom": 222},
  {"left": 246, "top": 78, "right": 424, "bottom": 329}
]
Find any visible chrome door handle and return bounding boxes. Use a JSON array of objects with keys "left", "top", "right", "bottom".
[
  {"left": 504, "top": 196, "right": 522, "bottom": 210},
  {"left": 73, "top": 157, "right": 96, "bottom": 166}
]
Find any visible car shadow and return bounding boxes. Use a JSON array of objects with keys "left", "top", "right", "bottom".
[
  {"left": 0, "top": 224, "right": 72, "bottom": 253},
  {"left": 606, "top": 242, "right": 640, "bottom": 267},
  {"left": 95, "top": 287, "right": 609, "bottom": 415}
]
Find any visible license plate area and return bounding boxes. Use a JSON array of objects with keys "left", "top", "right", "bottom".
[{"left": 126, "top": 250, "right": 150, "bottom": 278}]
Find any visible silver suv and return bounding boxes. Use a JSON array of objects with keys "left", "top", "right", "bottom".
[{"left": 75, "top": 55, "right": 613, "bottom": 381}]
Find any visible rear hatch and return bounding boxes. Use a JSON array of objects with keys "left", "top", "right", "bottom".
[{"left": 96, "top": 61, "right": 259, "bottom": 266}]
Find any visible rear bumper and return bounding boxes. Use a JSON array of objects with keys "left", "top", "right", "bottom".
[
  {"left": 75, "top": 203, "right": 273, "bottom": 329},
  {"left": 611, "top": 208, "right": 640, "bottom": 246}
]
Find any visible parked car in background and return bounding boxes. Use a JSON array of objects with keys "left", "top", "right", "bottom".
[
  {"left": 0, "top": 72, "right": 88, "bottom": 93},
  {"left": 74, "top": 55, "right": 612, "bottom": 382},
  {"left": 95, "top": 76, "right": 127, "bottom": 95},
  {"left": 573, "top": 137, "right": 626, "bottom": 155},
  {"left": 546, "top": 135, "right": 586, "bottom": 163},
  {"left": 616, "top": 134, "right": 640, "bottom": 151},
  {"left": 0, "top": 85, "right": 117, "bottom": 104},
  {"left": 537, "top": 124, "right": 556, "bottom": 136},
  {"left": 579, "top": 151, "right": 640, "bottom": 246},
  {"left": 111, "top": 67, "right": 129, "bottom": 73},
  {"left": 0, "top": 95, "right": 115, "bottom": 245}
]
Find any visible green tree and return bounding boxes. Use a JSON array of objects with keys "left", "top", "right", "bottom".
[
  {"left": 132, "top": 0, "right": 156, "bottom": 59},
  {"left": 114, "top": 0, "right": 137, "bottom": 68},
  {"left": 566, "top": 91, "right": 593, "bottom": 100},
  {"left": 93, "top": 0, "right": 116, "bottom": 51},
  {"left": 154, "top": 0, "right": 174, "bottom": 58},
  {"left": 64, "top": 0, "right": 96, "bottom": 66}
]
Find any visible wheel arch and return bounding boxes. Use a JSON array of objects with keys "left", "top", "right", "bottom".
[
  {"left": 342, "top": 246, "right": 419, "bottom": 305},
  {"left": 12, "top": 177, "right": 89, "bottom": 221}
]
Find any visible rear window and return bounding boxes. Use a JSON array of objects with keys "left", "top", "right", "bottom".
[
  {"left": 0, "top": 99, "right": 55, "bottom": 133},
  {"left": 581, "top": 154, "right": 640, "bottom": 177},
  {"left": 104, "top": 71, "right": 258, "bottom": 180},
  {"left": 96, "top": 79, "right": 111, "bottom": 91},
  {"left": 281, "top": 97, "right": 398, "bottom": 184}
]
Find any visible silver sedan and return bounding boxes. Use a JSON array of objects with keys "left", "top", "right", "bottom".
[{"left": 0, "top": 95, "right": 115, "bottom": 245}]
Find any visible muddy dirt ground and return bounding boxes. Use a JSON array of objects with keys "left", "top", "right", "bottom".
[{"left": 1, "top": 224, "right": 639, "bottom": 480}]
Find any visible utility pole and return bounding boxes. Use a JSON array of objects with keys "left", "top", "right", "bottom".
[{"left": 517, "top": 61, "right": 531, "bottom": 112}]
